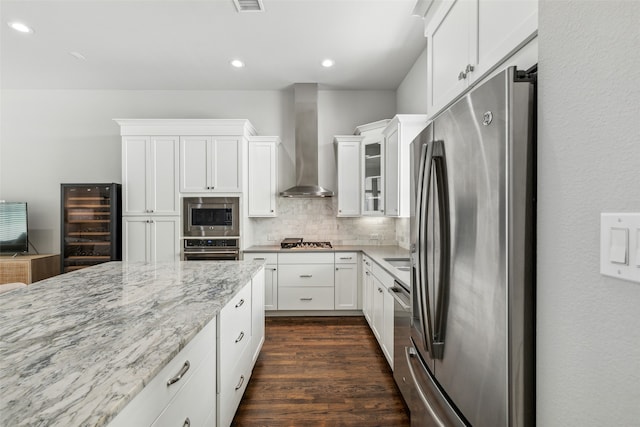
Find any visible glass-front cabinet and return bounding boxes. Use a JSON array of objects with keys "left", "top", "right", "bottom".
[
  {"left": 60, "top": 183, "right": 122, "bottom": 273},
  {"left": 363, "top": 140, "right": 384, "bottom": 215},
  {"left": 355, "top": 119, "right": 388, "bottom": 216}
]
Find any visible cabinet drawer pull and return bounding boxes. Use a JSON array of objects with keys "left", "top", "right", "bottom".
[
  {"left": 235, "top": 331, "right": 245, "bottom": 343},
  {"left": 183, "top": 417, "right": 191, "bottom": 427},
  {"left": 235, "top": 298, "right": 245, "bottom": 308},
  {"left": 253, "top": 257, "right": 266, "bottom": 260},
  {"left": 235, "top": 375, "right": 245, "bottom": 391},
  {"left": 378, "top": 288, "right": 383, "bottom": 293},
  {"left": 299, "top": 274, "right": 313, "bottom": 278},
  {"left": 166, "top": 360, "right": 190, "bottom": 386},
  {"left": 300, "top": 297, "right": 313, "bottom": 301},
  {"left": 339, "top": 256, "right": 353, "bottom": 260}
]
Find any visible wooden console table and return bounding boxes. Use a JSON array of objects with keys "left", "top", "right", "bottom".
[{"left": 0, "top": 254, "right": 61, "bottom": 285}]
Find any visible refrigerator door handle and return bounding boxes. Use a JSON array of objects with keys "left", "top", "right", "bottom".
[
  {"left": 416, "top": 142, "right": 438, "bottom": 358},
  {"left": 430, "top": 140, "right": 451, "bottom": 359}
]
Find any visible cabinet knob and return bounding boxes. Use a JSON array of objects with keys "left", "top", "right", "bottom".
[
  {"left": 271, "top": 210, "right": 274, "bottom": 213},
  {"left": 465, "top": 63, "right": 474, "bottom": 74},
  {"left": 458, "top": 70, "right": 467, "bottom": 80},
  {"left": 183, "top": 418, "right": 191, "bottom": 427}
]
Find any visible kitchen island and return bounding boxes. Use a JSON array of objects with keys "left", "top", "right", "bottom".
[{"left": 0, "top": 260, "right": 264, "bottom": 426}]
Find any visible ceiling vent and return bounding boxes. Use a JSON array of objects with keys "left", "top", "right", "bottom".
[{"left": 233, "top": 0, "right": 265, "bottom": 12}]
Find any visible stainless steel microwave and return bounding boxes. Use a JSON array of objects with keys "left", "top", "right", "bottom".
[{"left": 182, "top": 197, "right": 240, "bottom": 237}]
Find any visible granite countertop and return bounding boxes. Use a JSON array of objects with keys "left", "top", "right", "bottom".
[
  {"left": 244, "top": 244, "right": 411, "bottom": 288},
  {"left": 0, "top": 260, "right": 263, "bottom": 427}
]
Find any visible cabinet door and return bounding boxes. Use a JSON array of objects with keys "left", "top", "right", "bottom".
[
  {"left": 427, "top": 0, "right": 474, "bottom": 115},
  {"left": 122, "top": 137, "right": 150, "bottom": 215},
  {"left": 180, "top": 136, "right": 211, "bottom": 192},
  {"left": 150, "top": 217, "right": 180, "bottom": 262},
  {"left": 212, "top": 138, "right": 241, "bottom": 192},
  {"left": 265, "top": 265, "right": 278, "bottom": 310},
  {"left": 335, "top": 263, "right": 358, "bottom": 310},
  {"left": 251, "top": 268, "right": 265, "bottom": 364},
  {"left": 384, "top": 127, "right": 400, "bottom": 217},
  {"left": 382, "top": 288, "right": 394, "bottom": 367},
  {"left": 123, "top": 217, "right": 150, "bottom": 262},
  {"left": 149, "top": 137, "right": 179, "bottom": 215},
  {"left": 362, "top": 258, "right": 373, "bottom": 324},
  {"left": 248, "top": 141, "right": 277, "bottom": 217},
  {"left": 371, "top": 276, "right": 385, "bottom": 341},
  {"left": 362, "top": 139, "right": 385, "bottom": 216},
  {"left": 472, "top": 0, "right": 538, "bottom": 82},
  {"left": 336, "top": 140, "right": 361, "bottom": 217}
]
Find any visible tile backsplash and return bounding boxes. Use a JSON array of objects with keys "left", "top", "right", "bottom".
[{"left": 250, "top": 197, "right": 399, "bottom": 246}]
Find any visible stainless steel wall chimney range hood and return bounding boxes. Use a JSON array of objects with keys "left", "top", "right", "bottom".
[{"left": 280, "top": 83, "right": 334, "bottom": 198}]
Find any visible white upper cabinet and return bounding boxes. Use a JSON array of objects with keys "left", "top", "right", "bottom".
[
  {"left": 383, "top": 115, "right": 428, "bottom": 218},
  {"left": 122, "top": 136, "right": 179, "bottom": 215},
  {"left": 355, "top": 120, "right": 389, "bottom": 217},
  {"left": 426, "top": 0, "right": 538, "bottom": 115},
  {"left": 247, "top": 137, "right": 279, "bottom": 217},
  {"left": 180, "top": 137, "right": 242, "bottom": 193},
  {"left": 334, "top": 136, "right": 363, "bottom": 217}
]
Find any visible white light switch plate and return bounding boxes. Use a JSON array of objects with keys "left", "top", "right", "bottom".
[{"left": 600, "top": 213, "right": 640, "bottom": 283}]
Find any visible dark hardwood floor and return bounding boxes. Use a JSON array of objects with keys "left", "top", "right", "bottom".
[{"left": 232, "top": 316, "right": 410, "bottom": 427}]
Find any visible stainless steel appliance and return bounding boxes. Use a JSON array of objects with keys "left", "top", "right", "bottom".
[
  {"left": 280, "top": 238, "right": 332, "bottom": 249},
  {"left": 407, "top": 66, "right": 536, "bottom": 427},
  {"left": 389, "top": 280, "right": 413, "bottom": 406},
  {"left": 183, "top": 197, "right": 239, "bottom": 237},
  {"left": 182, "top": 238, "right": 240, "bottom": 261}
]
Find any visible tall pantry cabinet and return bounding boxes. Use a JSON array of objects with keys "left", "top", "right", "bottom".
[{"left": 115, "top": 119, "right": 258, "bottom": 261}]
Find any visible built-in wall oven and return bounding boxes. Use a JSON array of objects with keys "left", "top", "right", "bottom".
[
  {"left": 182, "top": 238, "right": 240, "bottom": 261},
  {"left": 182, "top": 197, "right": 240, "bottom": 261}
]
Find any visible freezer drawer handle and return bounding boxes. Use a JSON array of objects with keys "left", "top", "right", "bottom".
[
  {"left": 405, "top": 347, "right": 446, "bottom": 427},
  {"left": 388, "top": 286, "right": 411, "bottom": 311}
]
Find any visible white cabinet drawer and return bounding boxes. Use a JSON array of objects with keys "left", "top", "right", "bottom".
[
  {"left": 278, "top": 287, "right": 335, "bottom": 310},
  {"left": 278, "top": 252, "right": 334, "bottom": 264},
  {"left": 151, "top": 347, "right": 216, "bottom": 427},
  {"left": 109, "top": 318, "right": 216, "bottom": 427},
  {"left": 218, "top": 342, "right": 253, "bottom": 427},
  {"left": 218, "top": 283, "right": 252, "bottom": 374},
  {"left": 278, "top": 264, "right": 334, "bottom": 287},
  {"left": 244, "top": 252, "right": 277, "bottom": 264},
  {"left": 335, "top": 252, "right": 358, "bottom": 264}
]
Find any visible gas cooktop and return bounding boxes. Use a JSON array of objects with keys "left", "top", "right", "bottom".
[{"left": 280, "top": 238, "right": 333, "bottom": 249}]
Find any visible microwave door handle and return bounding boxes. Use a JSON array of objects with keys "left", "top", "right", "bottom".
[{"left": 430, "top": 140, "right": 450, "bottom": 360}]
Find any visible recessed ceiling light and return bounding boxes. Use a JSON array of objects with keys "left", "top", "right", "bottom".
[
  {"left": 7, "top": 21, "right": 34, "bottom": 34},
  {"left": 231, "top": 59, "right": 245, "bottom": 68},
  {"left": 321, "top": 59, "right": 335, "bottom": 68}
]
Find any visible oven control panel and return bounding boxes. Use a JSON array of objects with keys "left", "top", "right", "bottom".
[{"left": 184, "top": 239, "right": 239, "bottom": 249}]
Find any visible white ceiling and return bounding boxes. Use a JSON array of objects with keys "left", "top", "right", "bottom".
[{"left": 0, "top": 0, "right": 427, "bottom": 91}]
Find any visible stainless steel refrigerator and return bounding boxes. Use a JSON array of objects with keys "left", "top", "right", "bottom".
[{"left": 407, "top": 66, "right": 536, "bottom": 427}]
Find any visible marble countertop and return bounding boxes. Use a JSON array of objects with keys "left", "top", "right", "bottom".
[
  {"left": 244, "top": 244, "right": 411, "bottom": 288},
  {"left": 0, "top": 260, "right": 263, "bottom": 426}
]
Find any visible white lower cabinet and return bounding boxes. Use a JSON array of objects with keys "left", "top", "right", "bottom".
[
  {"left": 244, "top": 253, "right": 278, "bottom": 311},
  {"left": 108, "top": 318, "right": 217, "bottom": 427},
  {"left": 362, "top": 255, "right": 374, "bottom": 325},
  {"left": 108, "top": 272, "right": 265, "bottom": 427},
  {"left": 334, "top": 252, "right": 359, "bottom": 310},
  {"left": 123, "top": 216, "right": 180, "bottom": 262},
  {"left": 277, "top": 252, "right": 335, "bottom": 310}
]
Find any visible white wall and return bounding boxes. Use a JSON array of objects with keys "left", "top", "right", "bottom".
[
  {"left": 0, "top": 88, "right": 395, "bottom": 252},
  {"left": 537, "top": 1, "right": 640, "bottom": 425},
  {"left": 396, "top": 46, "right": 428, "bottom": 114}
]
